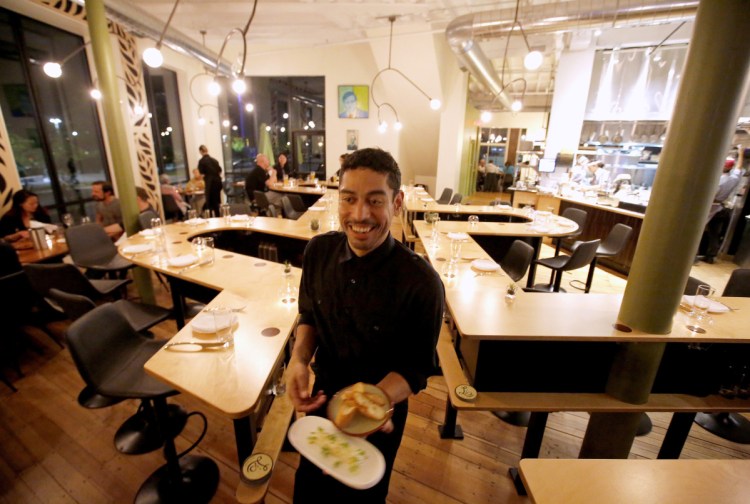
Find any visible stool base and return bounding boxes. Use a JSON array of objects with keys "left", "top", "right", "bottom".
[
  {"left": 636, "top": 413, "right": 653, "bottom": 436},
  {"left": 116, "top": 403, "right": 188, "bottom": 455},
  {"left": 493, "top": 411, "right": 531, "bottom": 427},
  {"left": 78, "top": 386, "right": 125, "bottom": 409},
  {"left": 135, "top": 454, "right": 219, "bottom": 504},
  {"left": 695, "top": 412, "right": 750, "bottom": 444}
]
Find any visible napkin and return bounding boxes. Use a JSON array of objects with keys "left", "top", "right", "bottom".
[
  {"left": 168, "top": 254, "right": 198, "bottom": 268},
  {"left": 447, "top": 232, "right": 470, "bottom": 241},
  {"left": 191, "top": 313, "right": 237, "bottom": 333},
  {"left": 681, "top": 295, "right": 730, "bottom": 314},
  {"left": 122, "top": 244, "right": 153, "bottom": 254},
  {"left": 471, "top": 259, "right": 500, "bottom": 272}
]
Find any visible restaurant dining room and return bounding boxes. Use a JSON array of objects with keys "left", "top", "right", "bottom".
[{"left": 1, "top": 0, "right": 750, "bottom": 502}]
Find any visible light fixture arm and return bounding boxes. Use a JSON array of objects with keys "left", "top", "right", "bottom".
[
  {"left": 155, "top": 0, "right": 181, "bottom": 49},
  {"left": 59, "top": 41, "right": 91, "bottom": 66},
  {"left": 648, "top": 21, "right": 686, "bottom": 55},
  {"left": 213, "top": 0, "right": 259, "bottom": 77},
  {"left": 377, "top": 102, "right": 400, "bottom": 124}
]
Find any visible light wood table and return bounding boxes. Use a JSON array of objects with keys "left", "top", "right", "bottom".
[
  {"left": 519, "top": 458, "right": 750, "bottom": 504},
  {"left": 16, "top": 237, "right": 69, "bottom": 264}
]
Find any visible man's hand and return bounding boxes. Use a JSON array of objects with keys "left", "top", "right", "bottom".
[{"left": 286, "top": 359, "right": 326, "bottom": 412}]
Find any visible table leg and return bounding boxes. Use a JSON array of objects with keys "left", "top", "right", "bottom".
[
  {"left": 658, "top": 412, "right": 696, "bottom": 459},
  {"left": 509, "top": 411, "right": 549, "bottom": 496},
  {"left": 233, "top": 416, "right": 258, "bottom": 468},
  {"left": 169, "top": 278, "right": 186, "bottom": 329},
  {"left": 526, "top": 237, "right": 542, "bottom": 288},
  {"left": 438, "top": 400, "right": 464, "bottom": 439}
]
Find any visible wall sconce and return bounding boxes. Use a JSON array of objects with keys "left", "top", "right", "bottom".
[
  {"left": 143, "top": 0, "right": 182, "bottom": 68},
  {"left": 43, "top": 41, "right": 91, "bottom": 78},
  {"left": 370, "top": 16, "right": 441, "bottom": 131}
]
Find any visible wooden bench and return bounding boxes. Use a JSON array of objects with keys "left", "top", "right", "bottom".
[{"left": 236, "top": 370, "right": 295, "bottom": 504}]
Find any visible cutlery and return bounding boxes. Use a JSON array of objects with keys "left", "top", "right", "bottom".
[
  {"left": 164, "top": 341, "right": 226, "bottom": 350},
  {"left": 178, "top": 260, "right": 211, "bottom": 274}
]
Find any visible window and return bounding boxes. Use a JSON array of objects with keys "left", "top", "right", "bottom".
[
  {"left": 0, "top": 8, "right": 110, "bottom": 222},
  {"left": 143, "top": 65, "right": 189, "bottom": 183}
]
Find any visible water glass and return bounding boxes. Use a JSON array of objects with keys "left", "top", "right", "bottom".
[
  {"left": 150, "top": 217, "right": 163, "bottom": 232},
  {"left": 210, "top": 306, "right": 233, "bottom": 347},
  {"left": 187, "top": 209, "right": 198, "bottom": 223},
  {"left": 61, "top": 213, "right": 74, "bottom": 227},
  {"left": 81, "top": 215, "right": 91, "bottom": 224},
  {"left": 310, "top": 218, "right": 320, "bottom": 231},
  {"left": 202, "top": 209, "right": 215, "bottom": 219},
  {"left": 468, "top": 215, "right": 479, "bottom": 227},
  {"left": 442, "top": 259, "right": 458, "bottom": 279},
  {"left": 220, "top": 204, "right": 231, "bottom": 223},
  {"left": 449, "top": 238, "right": 462, "bottom": 264},
  {"left": 687, "top": 284, "right": 715, "bottom": 333},
  {"left": 201, "top": 236, "right": 215, "bottom": 264}
]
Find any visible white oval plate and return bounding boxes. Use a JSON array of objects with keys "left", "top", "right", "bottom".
[
  {"left": 287, "top": 416, "right": 385, "bottom": 490},
  {"left": 471, "top": 259, "right": 500, "bottom": 272},
  {"left": 122, "top": 244, "right": 153, "bottom": 254},
  {"left": 681, "top": 296, "right": 730, "bottom": 314},
  {"left": 447, "top": 232, "right": 470, "bottom": 241},
  {"left": 420, "top": 197, "right": 433, "bottom": 202},
  {"left": 190, "top": 313, "right": 238, "bottom": 333},
  {"left": 139, "top": 229, "right": 158, "bottom": 238},
  {"left": 168, "top": 254, "right": 198, "bottom": 268}
]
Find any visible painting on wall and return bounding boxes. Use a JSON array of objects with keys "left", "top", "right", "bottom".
[
  {"left": 346, "top": 130, "right": 358, "bottom": 151},
  {"left": 338, "top": 85, "right": 369, "bottom": 119}
]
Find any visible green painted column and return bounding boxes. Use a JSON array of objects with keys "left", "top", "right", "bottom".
[
  {"left": 581, "top": 0, "right": 750, "bottom": 458},
  {"left": 86, "top": 0, "right": 155, "bottom": 304}
]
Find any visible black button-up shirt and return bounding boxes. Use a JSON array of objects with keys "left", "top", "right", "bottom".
[{"left": 298, "top": 232, "right": 444, "bottom": 395}]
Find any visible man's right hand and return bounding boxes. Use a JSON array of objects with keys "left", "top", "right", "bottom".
[{"left": 286, "top": 359, "right": 326, "bottom": 412}]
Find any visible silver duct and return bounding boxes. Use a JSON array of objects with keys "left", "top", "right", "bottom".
[
  {"left": 446, "top": 0, "right": 699, "bottom": 110},
  {"left": 73, "top": 0, "right": 233, "bottom": 75}
]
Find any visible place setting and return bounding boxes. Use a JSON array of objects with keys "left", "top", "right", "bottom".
[
  {"left": 165, "top": 306, "right": 237, "bottom": 351},
  {"left": 681, "top": 284, "right": 730, "bottom": 334}
]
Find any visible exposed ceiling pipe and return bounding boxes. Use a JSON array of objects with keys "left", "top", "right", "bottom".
[
  {"left": 446, "top": 0, "right": 699, "bottom": 111},
  {"left": 73, "top": 0, "right": 233, "bottom": 75}
]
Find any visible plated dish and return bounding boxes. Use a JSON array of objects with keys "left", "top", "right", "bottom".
[
  {"left": 471, "top": 259, "right": 500, "bottom": 272},
  {"left": 288, "top": 416, "right": 385, "bottom": 490},
  {"left": 327, "top": 382, "right": 392, "bottom": 436}
]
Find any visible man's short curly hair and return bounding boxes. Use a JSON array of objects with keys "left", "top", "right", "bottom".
[{"left": 340, "top": 148, "right": 401, "bottom": 196}]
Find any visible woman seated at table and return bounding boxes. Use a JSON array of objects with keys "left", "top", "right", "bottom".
[{"left": 0, "top": 189, "right": 51, "bottom": 242}]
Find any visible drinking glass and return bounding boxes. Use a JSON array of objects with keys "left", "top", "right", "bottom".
[
  {"left": 201, "top": 237, "right": 215, "bottom": 264},
  {"left": 449, "top": 237, "right": 462, "bottom": 264},
  {"left": 310, "top": 218, "right": 320, "bottom": 231},
  {"left": 468, "top": 215, "right": 479, "bottom": 227},
  {"left": 81, "top": 216, "right": 91, "bottom": 224},
  {"left": 61, "top": 213, "right": 74, "bottom": 227},
  {"left": 150, "top": 217, "right": 163, "bottom": 232},
  {"left": 210, "top": 306, "right": 233, "bottom": 347},
  {"left": 187, "top": 209, "right": 198, "bottom": 223},
  {"left": 687, "top": 284, "right": 715, "bottom": 333},
  {"left": 220, "top": 204, "right": 231, "bottom": 223},
  {"left": 442, "top": 259, "right": 458, "bottom": 279},
  {"left": 202, "top": 209, "right": 215, "bottom": 219}
]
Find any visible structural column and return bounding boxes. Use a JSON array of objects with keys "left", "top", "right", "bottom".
[
  {"left": 85, "top": 0, "right": 154, "bottom": 304},
  {"left": 581, "top": 0, "right": 750, "bottom": 458}
]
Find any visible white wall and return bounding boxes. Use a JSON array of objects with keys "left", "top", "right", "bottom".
[{"left": 545, "top": 48, "right": 596, "bottom": 159}]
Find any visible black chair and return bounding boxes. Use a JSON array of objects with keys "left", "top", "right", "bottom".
[
  {"left": 583, "top": 224, "right": 633, "bottom": 293},
  {"left": 228, "top": 202, "right": 250, "bottom": 216},
  {"left": 436, "top": 188, "right": 453, "bottom": 204},
  {"left": 286, "top": 193, "right": 308, "bottom": 213},
  {"left": 254, "top": 190, "right": 279, "bottom": 217},
  {"left": 684, "top": 275, "right": 707, "bottom": 296},
  {"left": 138, "top": 210, "right": 159, "bottom": 231},
  {"left": 65, "top": 305, "right": 218, "bottom": 500},
  {"left": 24, "top": 263, "right": 130, "bottom": 302},
  {"left": 554, "top": 208, "right": 588, "bottom": 256},
  {"left": 161, "top": 194, "right": 184, "bottom": 222},
  {"left": 267, "top": 205, "right": 281, "bottom": 218},
  {"left": 693, "top": 268, "right": 750, "bottom": 443},
  {"left": 281, "top": 196, "right": 304, "bottom": 220},
  {"left": 500, "top": 240, "right": 535, "bottom": 283},
  {"left": 534, "top": 239, "right": 601, "bottom": 292},
  {"left": 449, "top": 193, "right": 463, "bottom": 205},
  {"left": 65, "top": 223, "right": 134, "bottom": 279}
]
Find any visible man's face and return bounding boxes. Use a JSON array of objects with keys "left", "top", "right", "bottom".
[
  {"left": 339, "top": 168, "right": 402, "bottom": 257},
  {"left": 344, "top": 95, "right": 357, "bottom": 113},
  {"left": 91, "top": 184, "right": 104, "bottom": 201},
  {"left": 256, "top": 155, "right": 270, "bottom": 170}
]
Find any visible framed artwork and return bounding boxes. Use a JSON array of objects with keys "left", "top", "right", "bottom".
[
  {"left": 346, "top": 130, "right": 358, "bottom": 151},
  {"left": 338, "top": 85, "right": 369, "bottom": 119}
]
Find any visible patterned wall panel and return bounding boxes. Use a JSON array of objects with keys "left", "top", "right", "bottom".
[{"left": 0, "top": 126, "right": 20, "bottom": 215}]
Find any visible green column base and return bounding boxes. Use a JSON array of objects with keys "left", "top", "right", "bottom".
[
  {"left": 133, "top": 267, "right": 155, "bottom": 306},
  {"left": 579, "top": 412, "right": 642, "bottom": 459}
]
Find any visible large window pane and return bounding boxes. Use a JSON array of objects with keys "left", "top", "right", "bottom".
[{"left": 144, "top": 65, "right": 188, "bottom": 182}]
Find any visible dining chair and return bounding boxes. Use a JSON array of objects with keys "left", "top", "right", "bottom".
[
  {"left": 436, "top": 188, "right": 453, "bottom": 204},
  {"left": 24, "top": 262, "right": 131, "bottom": 302},
  {"left": 254, "top": 190, "right": 279, "bottom": 217},
  {"left": 138, "top": 210, "right": 159, "bottom": 231},
  {"left": 449, "top": 193, "right": 463, "bottom": 205},
  {"left": 65, "top": 304, "right": 218, "bottom": 499},
  {"left": 693, "top": 268, "right": 750, "bottom": 443},
  {"left": 65, "top": 223, "right": 134, "bottom": 279},
  {"left": 500, "top": 240, "right": 535, "bottom": 283},
  {"left": 553, "top": 208, "right": 588, "bottom": 256},
  {"left": 582, "top": 224, "right": 633, "bottom": 293},
  {"left": 286, "top": 193, "right": 308, "bottom": 213},
  {"left": 228, "top": 202, "right": 251, "bottom": 216},
  {"left": 534, "top": 239, "right": 601, "bottom": 292},
  {"left": 161, "top": 193, "right": 184, "bottom": 222},
  {"left": 281, "top": 196, "right": 304, "bottom": 220}
]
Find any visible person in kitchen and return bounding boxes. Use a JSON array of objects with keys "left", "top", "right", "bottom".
[{"left": 287, "top": 147, "right": 445, "bottom": 503}]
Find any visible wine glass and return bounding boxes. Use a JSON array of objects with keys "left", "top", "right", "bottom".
[{"left": 61, "top": 213, "right": 74, "bottom": 227}]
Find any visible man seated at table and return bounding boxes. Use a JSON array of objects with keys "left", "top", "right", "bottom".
[
  {"left": 287, "top": 147, "right": 445, "bottom": 503},
  {"left": 160, "top": 174, "right": 189, "bottom": 216},
  {"left": 245, "top": 154, "right": 282, "bottom": 207},
  {"left": 91, "top": 181, "right": 123, "bottom": 239},
  {"left": 135, "top": 187, "right": 156, "bottom": 215}
]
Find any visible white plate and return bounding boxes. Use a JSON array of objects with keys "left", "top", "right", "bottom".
[
  {"left": 168, "top": 254, "right": 198, "bottom": 268},
  {"left": 122, "top": 244, "right": 153, "bottom": 254},
  {"left": 230, "top": 214, "right": 251, "bottom": 221},
  {"left": 287, "top": 416, "right": 385, "bottom": 490},
  {"left": 307, "top": 206, "right": 326, "bottom": 211},
  {"left": 190, "top": 313, "right": 239, "bottom": 333},
  {"left": 557, "top": 220, "right": 577, "bottom": 228},
  {"left": 681, "top": 296, "right": 730, "bottom": 314},
  {"left": 471, "top": 259, "right": 500, "bottom": 272},
  {"left": 420, "top": 197, "right": 433, "bottom": 202},
  {"left": 139, "top": 229, "right": 158, "bottom": 238},
  {"left": 185, "top": 218, "right": 207, "bottom": 225},
  {"left": 527, "top": 225, "right": 551, "bottom": 233},
  {"left": 447, "top": 232, "right": 470, "bottom": 241}
]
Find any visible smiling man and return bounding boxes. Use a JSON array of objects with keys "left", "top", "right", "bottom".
[{"left": 288, "top": 148, "right": 444, "bottom": 503}]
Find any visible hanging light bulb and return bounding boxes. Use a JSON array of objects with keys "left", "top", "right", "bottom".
[
  {"left": 524, "top": 50, "right": 543, "bottom": 70},
  {"left": 198, "top": 117, "right": 206, "bottom": 125},
  {"left": 511, "top": 100, "right": 523, "bottom": 112},
  {"left": 308, "top": 121, "right": 315, "bottom": 128},
  {"left": 430, "top": 98, "right": 442, "bottom": 110},
  {"left": 143, "top": 47, "right": 164, "bottom": 68},
  {"left": 90, "top": 89, "right": 102, "bottom": 100},
  {"left": 265, "top": 125, "right": 271, "bottom": 132},
  {"left": 280, "top": 126, "right": 286, "bottom": 133},
  {"left": 245, "top": 103, "right": 254, "bottom": 112},
  {"left": 480, "top": 111, "right": 492, "bottom": 123},
  {"left": 232, "top": 78, "right": 246, "bottom": 94},
  {"left": 208, "top": 80, "right": 221, "bottom": 96},
  {"left": 282, "top": 112, "right": 289, "bottom": 119},
  {"left": 394, "top": 121, "right": 403, "bottom": 131},
  {"left": 222, "top": 119, "right": 230, "bottom": 127},
  {"left": 378, "top": 122, "right": 388, "bottom": 133},
  {"left": 133, "top": 104, "right": 145, "bottom": 117},
  {"left": 43, "top": 62, "right": 62, "bottom": 78}
]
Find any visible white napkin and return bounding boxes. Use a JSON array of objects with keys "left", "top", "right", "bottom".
[
  {"left": 230, "top": 214, "right": 250, "bottom": 221},
  {"left": 122, "top": 244, "right": 153, "bottom": 254},
  {"left": 168, "top": 254, "right": 198, "bottom": 268},
  {"left": 139, "top": 229, "right": 158, "bottom": 237},
  {"left": 471, "top": 259, "right": 500, "bottom": 272},
  {"left": 447, "top": 232, "right": 470, "bottom": 241},
  {"left": 30, "top": 220, "right": 57, "bottom": 233},
  {"left": 681, "top": 296, "right": 730, "bottom": 314},
  {"left": 191, "top": 313, "right": 237, "bottom": 333}
]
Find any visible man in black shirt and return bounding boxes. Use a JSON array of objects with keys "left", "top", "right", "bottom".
[
  {"left": 244, "top": 154, "right": 270, "bottom": 201},
  {"left": 198, "top": 145, "right": 222, "bottom": 216},
  {"left": 287, "top": 148, "right": 444, "bottom": 503}
]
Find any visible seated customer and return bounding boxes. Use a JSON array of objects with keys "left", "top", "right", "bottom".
[
  {"left": 136, "top": 187, "right": 156, "bottom": 214},
  {"left": 0, "top": 189, "right": 51, "bottom": 242},
  {"left": 91, "top": 180, "right": 123, "bottom": 239},
  {"left": 160, "top": 174, "right": 189, "bottom": 215}
]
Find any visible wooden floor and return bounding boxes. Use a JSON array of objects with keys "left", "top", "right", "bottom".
[{"left": 2, "top": 196, "right": 748, "bottom": 503}]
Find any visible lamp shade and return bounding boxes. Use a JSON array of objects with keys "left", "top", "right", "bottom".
[
  {"left": 143, "top": 47, "right": 164, "bottom": 68},
  {"left": 524, "top": 50, "right": 543, "bottom": 70},
  {"left": 43, "top": 62, "right": 62, "bottom": 78}
]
